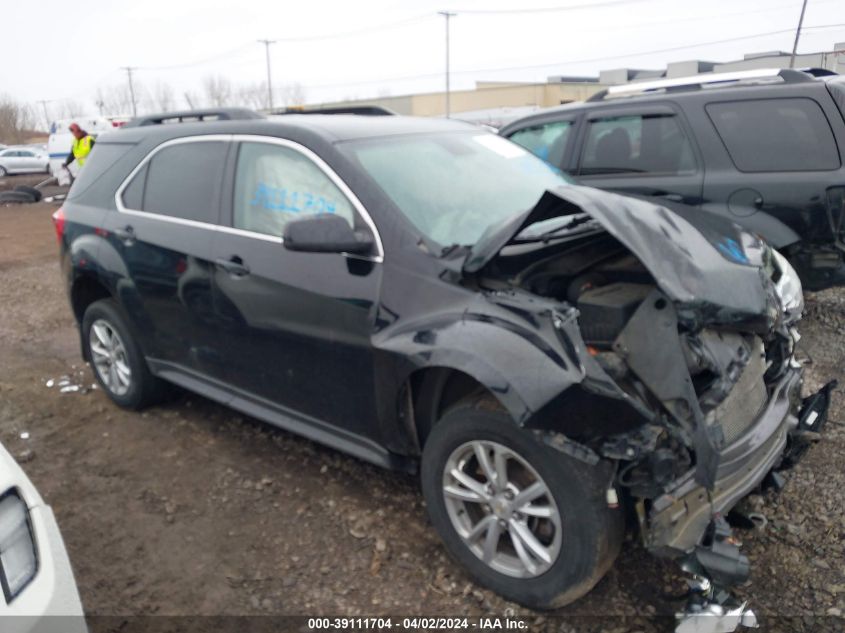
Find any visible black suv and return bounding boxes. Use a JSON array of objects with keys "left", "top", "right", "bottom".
[
  {"left": 54, "top": 112, "right": 832, "bottom": 624},
  {"left": 500, "top": 69, "right": 845, "bottom": 290}
]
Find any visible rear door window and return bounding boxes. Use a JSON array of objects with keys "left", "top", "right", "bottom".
[
  {"left": 706, "top": 98, "right": 840, "bottom": 172},
  {"left": 138, "top": 141, "right": 228, "bottom": 223},
  {"left": 579, "top": 114, "right": 696, "bottom": 175},
  {"left": 232, "top": 141, "right": 356, "bottom": 238},
  {"left": 507, "top": 121, "right": 572, "bottom": 167}
]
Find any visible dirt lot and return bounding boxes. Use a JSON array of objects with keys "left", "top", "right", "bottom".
[{"left": 0, "top": 178, "right": 843, "bottom": 632}]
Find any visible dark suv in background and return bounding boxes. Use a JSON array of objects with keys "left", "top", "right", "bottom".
[{"left": 500, "top": 68, "right": 845, "bottom": 290}]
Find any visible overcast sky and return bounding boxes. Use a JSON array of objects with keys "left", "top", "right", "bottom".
[{"left": 3, "top": 0, "right": 844, "bottom": 119}]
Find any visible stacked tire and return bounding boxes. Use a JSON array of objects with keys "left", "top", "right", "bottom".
[{"left": 0, "top": 186, "right": 42, "bottom": 204}]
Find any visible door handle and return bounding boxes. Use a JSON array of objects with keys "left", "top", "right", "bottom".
[
  {"left": 656, "top": 192, "right": 683, "bottom": 203},
  {"left": 114, "top": 225, "right": 135, "bottom": 244},
  {"left": 215, "top": 256, "right": 250, "bottom": 277}
]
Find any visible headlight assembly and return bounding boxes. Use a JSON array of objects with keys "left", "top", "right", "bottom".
[
  {"left": 0, "top": 491, "right": 38, "bottom": 603},
  {"left": 771, "top": 250, "right": 804, "bottom": 321}
]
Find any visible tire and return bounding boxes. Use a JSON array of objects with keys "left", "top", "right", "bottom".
[
  {"left": 0, "top": 190, "right": 36, "bottom": 204},
  {"left": 14, "top": 185, "right": 42, "bottom": 202},
  {"left": 0, "top": 166, "right": 6, "bottom": 177},
  {"left": 421, "top": 397, "right": 623, "bottom": 610},
  {"left": 82, "top": 299, "right": 168, "bottom": 410}
]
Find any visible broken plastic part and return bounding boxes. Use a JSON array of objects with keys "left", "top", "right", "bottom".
[{"left": 675, "top": 601, "right": 759, "bottom": 633}]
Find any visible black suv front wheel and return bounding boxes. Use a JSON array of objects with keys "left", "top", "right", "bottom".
[
  {"left": 421, "top": 397, "right": 623, "bottom": 609},
  {"left": 82, "top": 299, "right": 167, "bottom": 409}
]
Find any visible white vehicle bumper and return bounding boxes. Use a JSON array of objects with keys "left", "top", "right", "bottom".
[{"left": 0, "top": 444, "right": 86, "bottom": 633}]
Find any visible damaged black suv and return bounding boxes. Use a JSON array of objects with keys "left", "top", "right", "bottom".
[{"left": 55, "top": 113, "right": 834, "bottom": 628}]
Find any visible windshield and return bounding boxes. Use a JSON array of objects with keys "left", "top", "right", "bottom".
[{"left": 340, "top": 132, "right": 572, "bottom": 247}]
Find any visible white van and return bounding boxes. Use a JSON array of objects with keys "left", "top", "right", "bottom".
[{"left": 48, "top": 116, "right": 130, "bottom": 184}]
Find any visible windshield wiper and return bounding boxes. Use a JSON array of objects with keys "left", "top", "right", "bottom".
[
  {"left": 515, "top": 214, "right": 598, "bottom": 243},
  {"left": 440, "top": 243, "right": 468, "bottom": 257}
]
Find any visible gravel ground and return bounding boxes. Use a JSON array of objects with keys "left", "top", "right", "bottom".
[{"left": 0, "top": 186, "right": 842, "bottom": 632}]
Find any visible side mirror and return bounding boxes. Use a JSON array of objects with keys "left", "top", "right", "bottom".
[{"left": 283, "top": 214, "right": 375, "bottom": 255}]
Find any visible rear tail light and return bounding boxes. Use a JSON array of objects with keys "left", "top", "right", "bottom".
[{"left": 52, "top": 207, "right": 65, "bottom": 245}]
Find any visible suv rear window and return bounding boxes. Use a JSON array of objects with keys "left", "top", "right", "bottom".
[
  {"left": 126, "top": 141, "right": 228, "bottom": 223},
  {"left": 579, "top": 114, "right": 696, "bottom": 176},
  {"left": 706, "top": 98, "right": 840, "bottom": 172},
  {"left": 67, "top": 142, "right": 136, "bottom": 201}
]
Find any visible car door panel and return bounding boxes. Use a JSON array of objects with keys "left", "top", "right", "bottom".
[
  {"left": 103, "top": 138, "right": 229, "bottom": 375},
  {"left": 209, "top": 138, "right": 383, "bottom": 439},
  {"left": 211, "top": 232, "right": 382, "bottom": 437}
]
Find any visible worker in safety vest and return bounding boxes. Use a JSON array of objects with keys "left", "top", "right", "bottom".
[{"left": 63, "top": 123, "right": 95, "bottom": 171}]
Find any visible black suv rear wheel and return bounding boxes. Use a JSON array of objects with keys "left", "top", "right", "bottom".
[
  {"left": 82, "top": 299, "right": 168, "bottom": 409},
  {"left": 421, "top": 397, "right": 623, "bottom": 609}
]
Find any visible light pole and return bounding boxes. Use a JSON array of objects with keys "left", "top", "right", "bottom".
[
  {"left": 438, "top": 11, "right": 456, "bottom": 117},
  {"left": 36, "top": 100, "right": 51, "bottom": 130},
  {"left": 122, "top": 66, "right": 138, "bottom": 116},
  {"left": 258, "top": 39, "right": 276, "bottom": 111},
  {"left": 789, "top": 0, "right": 809, "bottom": 69}
]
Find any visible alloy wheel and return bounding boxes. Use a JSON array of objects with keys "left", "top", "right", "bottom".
[
  {"left": 89, "top": 319, "right": 132, "bottom": 396},
  {"left": 442, "top": 440, "right": 562, "bottom": 578}
]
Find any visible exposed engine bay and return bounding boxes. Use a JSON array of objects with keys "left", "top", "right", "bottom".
[{"left": 473, "top": 208, "right": 835, "bottom": 632}]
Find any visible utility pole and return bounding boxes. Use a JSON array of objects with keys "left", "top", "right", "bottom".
[
  {"left": 258, "top": 39, "right": 276, "bottom": 111},
  {"left": 121, "top": 66, "right": 138, "bottom": 116},
  {"left": 438, "top": 11, "right": 456, "bottom": 118},
  {"left": 36, "top": 100, "right": 51, "bottom": 130},
  {"left": 789, "top": 0, "right": 809, "bottom": 69}
]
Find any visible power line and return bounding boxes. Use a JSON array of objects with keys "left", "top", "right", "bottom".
[
  {"left": 136, "top": 43, "right": 256, "bottom": 71},
  {"left": 274, "top": 13, "right": 434, "bottom": 42},
  {"left": 451, "top": 0, "right": 652, "bottom": 15},
  {"left": 133, "top": 15, "right": 435, "bottom": 72},
  {"left": 445, "top": 23, "right": 845, "bottom": 77},
  {"left": 295, "top": 23, "right": 845, "bottom": 92}
]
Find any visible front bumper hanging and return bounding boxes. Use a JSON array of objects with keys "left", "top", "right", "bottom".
[{"left": 672, "top": 379, "right": 837, "bottom": 633}]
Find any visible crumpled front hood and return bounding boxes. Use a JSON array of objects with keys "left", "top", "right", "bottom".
[{"left": 465, "top": 185, "right": 779, "bottom": 330}]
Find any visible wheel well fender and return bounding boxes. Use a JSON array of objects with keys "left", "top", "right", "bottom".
[
  {"left": 377, "top": 316, "right": 587, "bottom": 450},
  {"left": 70, "top": 274, "right": 113, "bottom": 361},
  {"left": 408, "top": 366, "right": 505, "bottom": 449},
  {"left": 70, "top": 274, "right": 112, "bottom": 324}
]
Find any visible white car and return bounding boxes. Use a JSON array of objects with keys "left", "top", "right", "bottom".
[
  {"left": 0, "top": 148, "right": 49, "bottom": 177},
  {"left": 0, "top": 442, "right": 86, "bottom": 633}
]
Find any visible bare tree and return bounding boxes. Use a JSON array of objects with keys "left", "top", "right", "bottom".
[
  {"left": 95, "top": 84, "right": 137, "bottom": 117},
  {"left": 235, "top": 82, "right": 269, "bottom": 110},
  {"left": 0, "top": 95, "right": 36, "bottom": 144},
  {"left": 202, "top": 75, "right": 233, "bottom": 107},
  {"left": 183, "top": 91, "right": 199, "bottom": 110},
  {"left": 279, "top": 82, "right": 307, "bottom": 107},
  {"left": 57, "top": 99, "right": 86, "bottom": 119},
  {"left": 149, "top": 81, "right": 176, "bottom": 112}
]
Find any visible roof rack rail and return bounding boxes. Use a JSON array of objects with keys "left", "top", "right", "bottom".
[
  {"left": 587, "top": 68, "right": 817, "bottom": 102},
  {"left": 270, "top": 105, "right": 397, "bottom": 116},
  {"left": 121, "top": 107, "right": 264, "bottom": 128}
]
